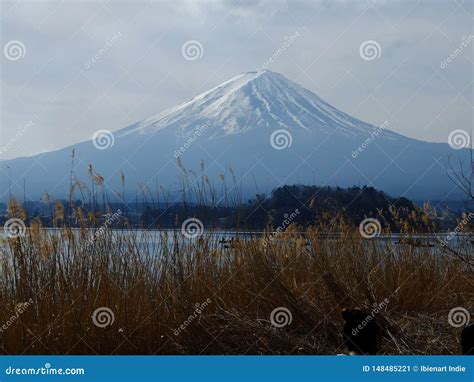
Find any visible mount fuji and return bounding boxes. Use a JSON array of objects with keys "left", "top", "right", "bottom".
[{"left": 0, "top": 70, "right": 470, "bottom": 201}]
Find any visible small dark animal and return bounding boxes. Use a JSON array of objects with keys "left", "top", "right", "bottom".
[
  {"left": 461, "top": 324, "right": 474, "bottom": 355},
  {"left": 342, "top": 307, "right": 380, "bottom": 355}
]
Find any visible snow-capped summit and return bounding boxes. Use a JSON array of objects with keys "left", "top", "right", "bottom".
[
  {"left": 121, "top": 69, "right": 398, "bottom": 140},
  {"left": 0, "top": 70, "right": 470, "bottom": 201}
]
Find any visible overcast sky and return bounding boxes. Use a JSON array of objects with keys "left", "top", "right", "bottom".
[{"left": 1, "top": 0, "right": 472, "bottom": 160}]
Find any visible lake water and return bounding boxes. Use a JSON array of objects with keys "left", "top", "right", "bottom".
[{"left": 0, "top": 228, "right": 472, "bottom": 256}]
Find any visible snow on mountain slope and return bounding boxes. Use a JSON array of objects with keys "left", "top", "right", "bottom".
[
  {"left": 120, "top": 70, "right": 399, "bottom": 140},
  {"left": 0, "top": 70, "right": 470, "bottom": 201}
]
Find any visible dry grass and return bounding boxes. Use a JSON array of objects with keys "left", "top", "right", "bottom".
[{"left": 0, "top": 212, "right": 472, "bottom": 355}]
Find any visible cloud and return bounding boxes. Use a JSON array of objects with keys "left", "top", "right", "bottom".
[{"left": 0, "top": 0, "right": 472, "bottom": 159}]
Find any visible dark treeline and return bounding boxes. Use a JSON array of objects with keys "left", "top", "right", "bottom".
[{"left": 1, "top": 184, "right": 423, "bottom": 231}]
